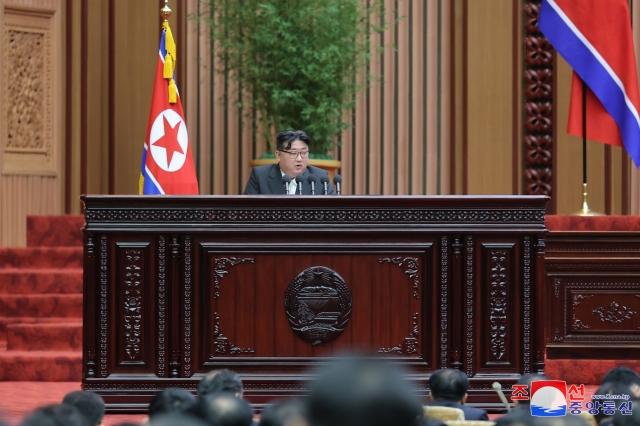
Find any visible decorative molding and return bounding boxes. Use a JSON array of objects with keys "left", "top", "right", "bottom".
[
  {"left": 184, "top": 236, "right": 192, "bottom": 377},
  {"left": 524, "top": 0, "right": 554, "bottom": 197},
  {"left": 212, "top": 313, "right": 255, "bottom": 355},
  {"left": 489, "top": 250, "right": 508, "bottom": 360},
  {"left": 573, "top": 294, "right": 594, "bottom": 307},
  {"left": 522, "top": 236, "right": 531, "bottom": 374},
  {"left": 379, "top": 257, "right": 420, "bottom": 298},
  {"left": 553, "top": 328, "right": 562, "bottom": 342},
  {"left": 3, "top": 8, "right": 57, "bottom": 175},
  {"left": 123, "top": 250, "right": 142, "bottom": 361},
  {"left": 554, "top": 278, "right": 561, "bottom": 299},
  {"left": 440, "top": 235, "right": 449, "bottom": 369},
  {"left": 465, "top": 236, "right": 474, "bottom": 377},
  {"left": 84, "top": 208, "right": 546, "bottom": 224},
  {"left": 158, "top": 235, "right": 166, "bottom": 378},
  {"left": 379, "top": 313, "right": 419, "bottom": 354},
  {"left": 213, "top": 257, "right": 255, "bottom": 299},
  {"left": 100, "top": 235, "right": 108, "bottom": 378},
  {"left": 572, "top": 314, "right": 591, "bottom": 330},
  {"left": 592, "top": 302, "right": 637, "bottom": 324}
]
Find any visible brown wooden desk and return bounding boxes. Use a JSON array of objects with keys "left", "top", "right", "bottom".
[{"left": 81, "top": 195, "right": 548, "bottom": 413}]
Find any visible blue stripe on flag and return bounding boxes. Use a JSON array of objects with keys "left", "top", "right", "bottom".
[
  {"left": 141, "top": 145, "right": 164, "bottom": 195},
  {"left": 540, "top": 0, "right": 640, "bottom": 166}
]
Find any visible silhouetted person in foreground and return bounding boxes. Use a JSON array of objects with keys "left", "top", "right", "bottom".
[
  {"left": 425, "top": 368, "right": 489, "bottom": 421},
  {"left": 189, "top": 392, "right": 253, "bottom": 426},
  {"left": 602, "top": 366, "right": 640, "bottom": 398},
  {"left": 19, "top": 404, "right": 86, "bottom": 426},
  {"left": 306, "top": 356, "right": 423, "bottom": 426},
  {"left": 62, "top": 390, "right": 106, "bottom": 426},
  {"left": 198, "top": 369, "right": 244, "bottom": 399},
  {"left": 260, "top": 398, "right": 308, "bottom": 426},
  {"left": 148, "top": 388, "right": 197, "bottom": 420}
]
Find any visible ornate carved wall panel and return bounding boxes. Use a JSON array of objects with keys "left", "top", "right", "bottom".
[
  {"left": 476, "top": 242, "right": 519, "bottom": 373},
  {"left": 0, "top": 0, "right": 62, "bottom": 246},
  {"left": 115, "top": 242, "right": 151, "bottom": 370},
  {"left": 546, "top": 232, "right": 640, "bottom": 359},
  {"left": 82, "top": 195, "right": 548, "bottom": 412},
  {"left": 523, "top": 0, "right": 553, "bottom": 198}
]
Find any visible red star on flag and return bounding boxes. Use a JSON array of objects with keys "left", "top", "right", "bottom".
[{"left": 153, "top": 115, "right": 184, "bottom": 168}]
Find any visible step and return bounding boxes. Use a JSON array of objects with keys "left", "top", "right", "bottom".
[
  {"left": 7, "top": 322, "right": 82, "bottom": 351},
  {"left": 0, "top": 317, "right": 76, "bottom": 341},
  {"left": 0, "top": 247, "right": 83, "bottom": 269},
  {"left": 0, "top": 350, "right": 81, "bottom": 381},
  {"left": 0, "top": 269, "right": 83, "bottom": 294},
  {"left": 0, "top": 294, "right": 82, "bottom": 318},
  {"left": 27, "top": 215, "right": 84, "bottom": 247}
]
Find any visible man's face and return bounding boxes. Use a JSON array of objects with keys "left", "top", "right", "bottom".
[{"left": 276, "top": 140, "right": 309, "bottom": 178}]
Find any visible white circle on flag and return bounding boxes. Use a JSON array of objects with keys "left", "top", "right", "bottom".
[{"left": 149, "top": 109, "right": 189, "bottom": 172}]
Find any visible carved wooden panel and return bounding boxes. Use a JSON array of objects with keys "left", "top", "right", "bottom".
[
  {"left": 477, "top": 242, "right": 518, "bottom": 373},
  {"left": 114, "top": 242, "right": 153, "bottom": 372},
  {"left": 546, "top": 232, "right": 640, "bottom": 359},
  {"left": 524, "top": 0, "right": 554, "bottom": 197},
  {"left": 196, "top": 249, "right": 429, "bottom": 367},
  {"left": 81, "top": 195, "right": 548, "bottom": 412}
]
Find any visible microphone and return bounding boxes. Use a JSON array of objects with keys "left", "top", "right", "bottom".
[
  {"left": 307, "top": 174, "right": 318, "bottom": 195},
  {"left": 492, "top": 382, "right": 511, "bottom": 412},
  {"left": 282, "top": 175, "right": 292, "bottom": 194},
  {"left": 320, "top": 175, "right": 330, "bottom": 195},
  {"left": 333, "top": 175, "right": 342, "bottom": 195},
  {"left": 295, "top": 175, "right": 305, "bottom": 195}
]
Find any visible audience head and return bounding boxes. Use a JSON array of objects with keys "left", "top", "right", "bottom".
[
  {"left": 593, "top": 381, "right": 634, "bottom": 426},
  {"left": 198, "top": 369, "right": 244, "bottom": 399},
  {"left": 602, "top": 366, "right": 640, "bottom": 398},
  {"left": 149, "top": 413, "right": 209, "bottom": 426},
  {"left": 307, "top": 356, "right": 423, "bottom": 426},
  {"left": 61, "top": 390, "right": 105, "bottom": 426},
  {"left": 148, "top": 388, "right": 196, "bottom": 420},
  {"left": 19, "top": 404, "right": 86, "bottom": 426},
  {"left": 189, "top": 392, "right": 253, "bottom": 426},
  {"left": 260, "top": 398, "right": 308, "bottom": 426},
  {"left": 429, "top": 368, "right": 470, "bottom": 404},
  {"left": 613, "top": 398, "right": 639, "bottom": 426}
]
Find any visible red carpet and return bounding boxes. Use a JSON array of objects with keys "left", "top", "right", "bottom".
[{"left": 0, "top": 215, "right": 84, "bottom": 381}]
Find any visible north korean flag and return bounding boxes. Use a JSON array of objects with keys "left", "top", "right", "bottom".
[{"left": 140, "top": 24, "right": 199, "bottom": 195}]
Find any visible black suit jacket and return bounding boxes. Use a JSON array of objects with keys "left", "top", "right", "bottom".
[
  {"left": 425, "top": 400, "right": 489, "bottom": 421},
  {"left": 243, "top": 163, "right": 336, "bottom": 195}
]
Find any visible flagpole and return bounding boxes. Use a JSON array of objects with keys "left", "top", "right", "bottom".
[{"left": 574, "top": 79, "right": 602, "bottom": 216}]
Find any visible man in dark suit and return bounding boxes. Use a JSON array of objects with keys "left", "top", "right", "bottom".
[
  {"left": 425, "top": 368, "right": 489, "bottom": 421},
  {"left": 243, "top": 130, "right": 335, "bottom": 195}
]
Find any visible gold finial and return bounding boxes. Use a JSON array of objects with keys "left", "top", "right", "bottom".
[{"left": 160, "top": 0, "right": 172, "bottom": 22}]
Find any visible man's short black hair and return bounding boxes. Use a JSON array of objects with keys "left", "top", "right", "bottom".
[
  {"left": 429, "top": 369, "right": 469, "bottom": 402},
  {"left": 148, "top": 388, "right": 196, "bottom": 419},
  {"left": 61, "top": 391, "right": 105, "bottom": 426},
  {"left": 198, "top": 369, "right": 243, "bottom": 399},
  {"left": 189, "top": 392, "right": 253, "bottom": 426},
  {"left": 592, "top": 381, "right": 634, "bottom": 425},
  {"left": 260, "top": 398, "right": 308, "bottom": 426},
  {"left": 613, "top": 398, "right": 639, "bottom": 426},
  {"left": 602, "top": 366, "right": 640, "bottom": 387},
  {"left": 307, "top": 356, "right": 422, "bottom": 426},
  {"left": 276, "top": 130, "right": 310, "bottom": 151},
  {"left": 19, "top": 404, "right": 85, "bottom": 426}
]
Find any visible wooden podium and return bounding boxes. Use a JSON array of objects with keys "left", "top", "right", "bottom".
[{"left": 81, "top": 195, "right": 548, "bottom": 413}]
